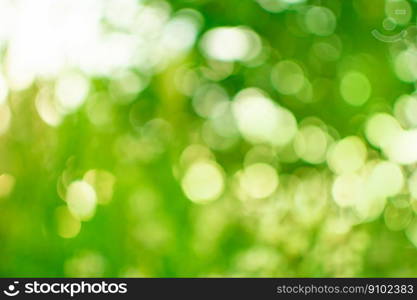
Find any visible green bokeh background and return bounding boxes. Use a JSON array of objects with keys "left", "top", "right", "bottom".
[{"left": 1, "top": 0, "right": 417, "bottom": 277}]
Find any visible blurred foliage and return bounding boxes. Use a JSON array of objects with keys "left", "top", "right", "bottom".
[{"left": 1, "top": 0, "right": 417, "bottom": 277}]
